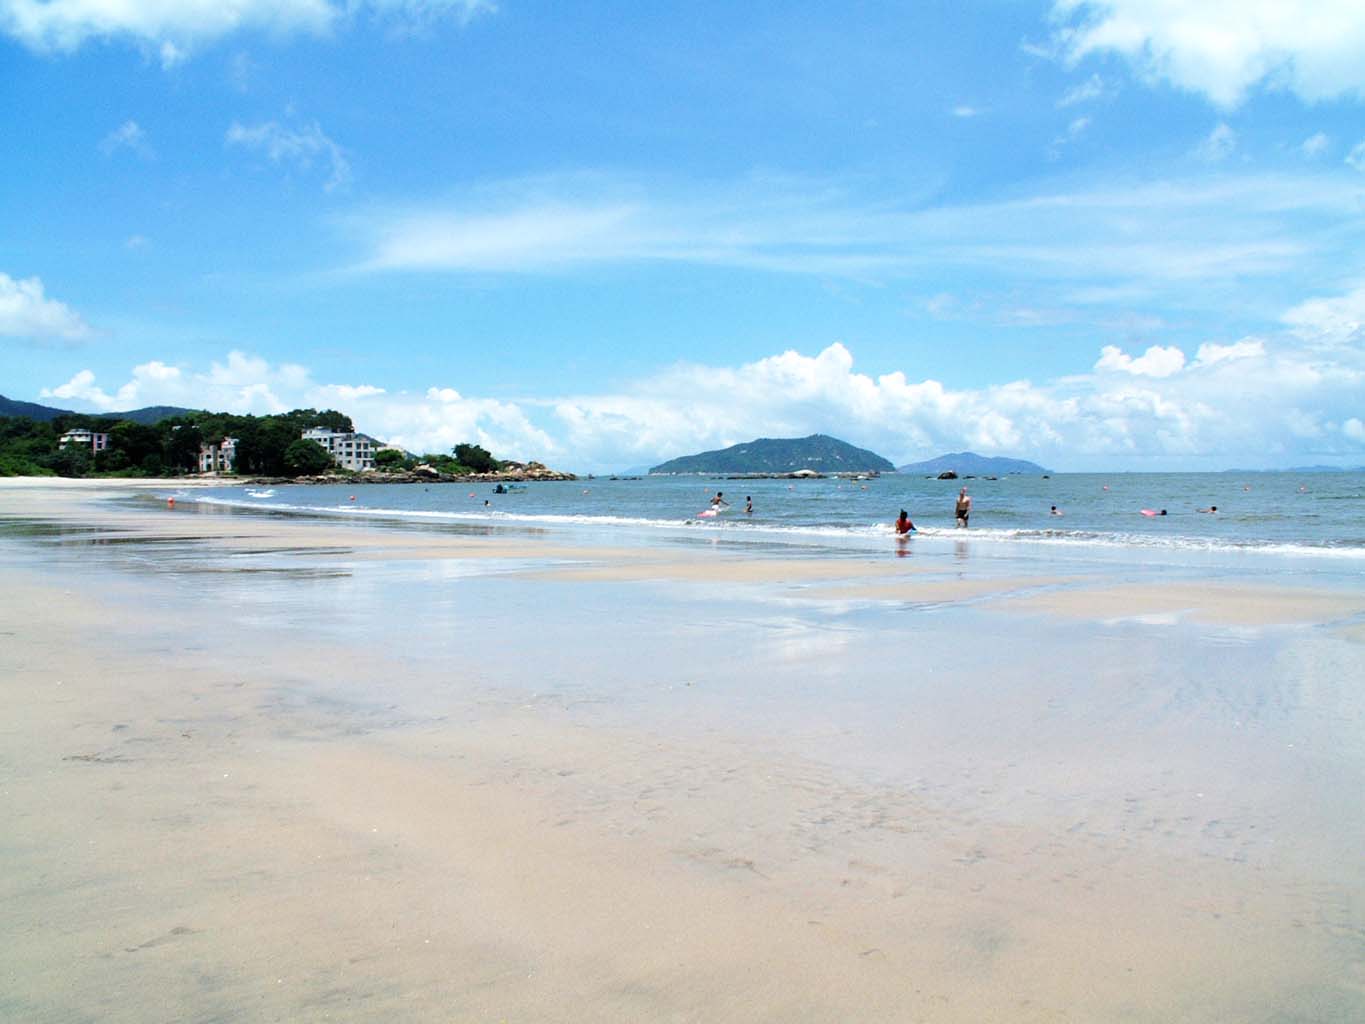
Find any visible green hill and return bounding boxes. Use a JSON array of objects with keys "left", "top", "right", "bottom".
[
  {"left": 0, "top": 394, "right": 197, "bottom": 425},
  {"left": 650, "top": 434, "right": 894, "bottom": 474}
]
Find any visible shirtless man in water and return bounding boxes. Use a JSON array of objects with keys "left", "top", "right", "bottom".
[{"left": 955, "top": 487, "right": 971, "bottom": 528}]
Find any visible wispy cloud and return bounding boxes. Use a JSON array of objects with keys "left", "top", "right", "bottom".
[
  {"left": 1300, "top": 132, "right": 1330, "bottom": 159},
  {"left": 99, "top": 120, "right": 152, "bottom": 158},
  {"left": 0, "top": 0, "right": 494, "bottom": 63},
  {"left": 1347, "top": 141, "right": 1365, "bottom": 173},
  {"left": 337, "top": 170, "right": 1365, "bottom": 317},
  {"left": 1056, "top": 73, "right": 1109, "bottom": 107},
  {"left": 1052, "top": 0, "right": 1365, "bottom": 108},
  {"left": 950, "top": 104, "right": 984, "bottom": 118},
  {"left": 1193, "top": 122, "right": 1237, "bottom": 163},
  {"left": 0, "top": 272, "right": 92, "bottom": 343},
  {"left": 226, "top": 117, "right": 351, "bottom": 191}
]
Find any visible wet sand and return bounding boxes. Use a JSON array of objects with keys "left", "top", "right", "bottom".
[{"left": 2, "top": 480, "right": 1363, "bottom": 1022}]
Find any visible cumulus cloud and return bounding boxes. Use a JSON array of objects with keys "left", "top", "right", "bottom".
[
  {"left": 226, "top": 118, "right": 351, "bottom": 191},
  {"left": 1052, "top": 0, "right": 1365, "bottom": 108},
  {"left": 0, "top": 0, "right": 493, "bottom": 61},
  {"left": 35, "top": 330, "right": 1365, "bottom": 470},
  {"left": 0, "top": 272, "right": 92, "bottom": 342},
  {"left": 39, "top": 351, "right": 554, "bottom": 460},
  {"left": 1094, "top": 344, "right": 1186, "bottom": 377},
  {"left": 35, "top": 274, "right": 1365, "bottom": 469}
]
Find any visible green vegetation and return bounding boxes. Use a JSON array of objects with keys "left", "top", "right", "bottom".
[
  {"left": 453, "top": 443, "right": 499, "bottom": 473},
  {"left": 0, "top": 405, "right": 515, "bottom": 480},
  {"left": 0, "top": 408, "right": 353, "bottom": 478}
]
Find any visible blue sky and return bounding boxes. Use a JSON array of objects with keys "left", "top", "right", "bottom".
[{"left": 2, "top": 0, "right": 1364, "bottom": 471}]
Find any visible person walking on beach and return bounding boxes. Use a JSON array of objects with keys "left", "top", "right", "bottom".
[
  {"left": 895, "top": 510, "right": 915, "bottom": 535},
  {"left": 955, "top": 487, "right": 971, "bottom": 528}
]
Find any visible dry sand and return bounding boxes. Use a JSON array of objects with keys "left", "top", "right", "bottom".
[{"left": 3, "top": 480, "right": 1363, "bottom": 1022}]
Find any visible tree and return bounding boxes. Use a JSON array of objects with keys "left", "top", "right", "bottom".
[
  {"left": 454, "top": 443, "right": 499, "bottom": 473},
  {"left": 161, "top": 421, "right": 203, "bottom": 474},
  {"left": 47, "top": 442, "right": 91, "bottom": 477},
  {"left": 373, "top": 448, "right": 408, "bottom": 471},
  {"left": 283, "top": 438, "right": 335, "bottom": 476}
]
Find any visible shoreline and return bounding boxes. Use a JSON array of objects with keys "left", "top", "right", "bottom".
[{"left": 2, "top": 481, "right": 1363, "bottom": 1022}]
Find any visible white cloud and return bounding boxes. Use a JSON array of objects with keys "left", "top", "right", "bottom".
[
  {"left": 1345, "top": 418, "right": 1365, "bottom": 442},
  {"left": 1053, "top": 0, "right": 1365, "bottom": 108},
  {"left": 99, "top": 120, "right": 152, "bottom": 158},
  {"left": 226, "top": 118, "right": 351, "bottom": 191},
  {"left": 1300, "top": 132, "right": 1330, "bottom": 159},
  {"left": 951, "top": 105, "right": 983, "bottom": 118},
  {"left": 1193, "top": 123, "right": 1236, "bottom": 163},
  {"left": 1281, "top": 283, "right": 1365, "bottom": 347},
  {"left": 1347, "top": 141, "right": 1365, "bottom": 173},
  {"left": 1094, "top": 344, "right": 1187, "bottom": 377},
  {"left": 345, "top": 170, "right": 1362, "bottom": 296},
  {"left": 0, "top": 272, "right": 92, "bottom": 341},
  {"left": 0, "top": 0, "right": 492, "bottom": 61},
  {"left": 1057, "top": 73, "right": 1109, "bottom": 107},
  {"left": 1192, "top": 338, "right": 1265, "bottom": 367},
  {"left": 36, "top": 312, "right": 1365, "bottom": 471}
]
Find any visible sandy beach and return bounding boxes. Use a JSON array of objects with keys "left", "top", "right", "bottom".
[{"left": 2, "top": 479, "right": 1363, "bottom": 1023}]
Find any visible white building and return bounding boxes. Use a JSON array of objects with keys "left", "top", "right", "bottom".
[
  {"left": 58, "top": 428, "right": 110, "bottom": 452},
  {"left": 301, "top": 427, "right": 379, "bottom": 471},
  {"left": 198, "top": 437, "right": 238, "bottom": 474}
]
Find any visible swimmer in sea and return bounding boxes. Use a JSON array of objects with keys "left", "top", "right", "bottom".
[
  {"left": 1050, "top": 505, "right": 1063, "bottom": 516},
  {"left": 1198, "top": 505, "right": 1217, "bottom": 513},
  {"left": 895, "top": 510, "right": 915, "bottom": 535},
  {"left": 710, "top": 491, "right": 729, "bottom": 508},
  {"left": 954, "top": 487, "right": 971, "bottom": 528}
]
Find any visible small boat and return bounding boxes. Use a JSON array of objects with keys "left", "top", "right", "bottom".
[{"left": 246, "top": 488, "right": 276, "bottom": 498}]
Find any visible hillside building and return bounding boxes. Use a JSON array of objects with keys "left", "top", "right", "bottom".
[
  {"left": 198, "top": 437, "right": 238, "bottom": 474},
  {"left": 301, "top": 427, "right": 379, "bottom": 471},
  {"left": 58, "top": 428, "right": 110, "bottom": 452}
]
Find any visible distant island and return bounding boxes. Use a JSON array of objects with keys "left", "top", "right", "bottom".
[
  {"left": 897, "top": 452, "right": 1051, "bottom": 476},
  {"left": 650, "top": 434, "right": 895, "bottom": 475}
]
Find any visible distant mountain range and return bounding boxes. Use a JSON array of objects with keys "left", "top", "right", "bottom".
[
  {"left": 650, "top": 434, "right": 895, "bottom": 474},
  {"left": 0, "top": 394, "right": 196, "bottom": 425},
  {"left": 897, "top": 451, "right": 1050, "bottom": 476}
]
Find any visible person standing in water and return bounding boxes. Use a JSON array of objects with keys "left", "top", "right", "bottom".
[
  {"left": 895, "top": 510, "right": 915, "bottom": 535},
  {"left": 955, "top": 487, "right": 972, "bottom": 528},
  {"left": 744, "top": 496, "right": 753, "bottom": 514},
  {"left": 710, "top": 491, "right": 729, "bottom": 508}
]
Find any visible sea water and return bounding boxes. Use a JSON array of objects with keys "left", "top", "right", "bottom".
[{"left": 176, "top": 471, "right": 1365, "bottom": 568}]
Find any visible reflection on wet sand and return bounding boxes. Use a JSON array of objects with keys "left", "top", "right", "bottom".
[{"left": 2, "top": 480, "right": 1363, "bottom": 1023}]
